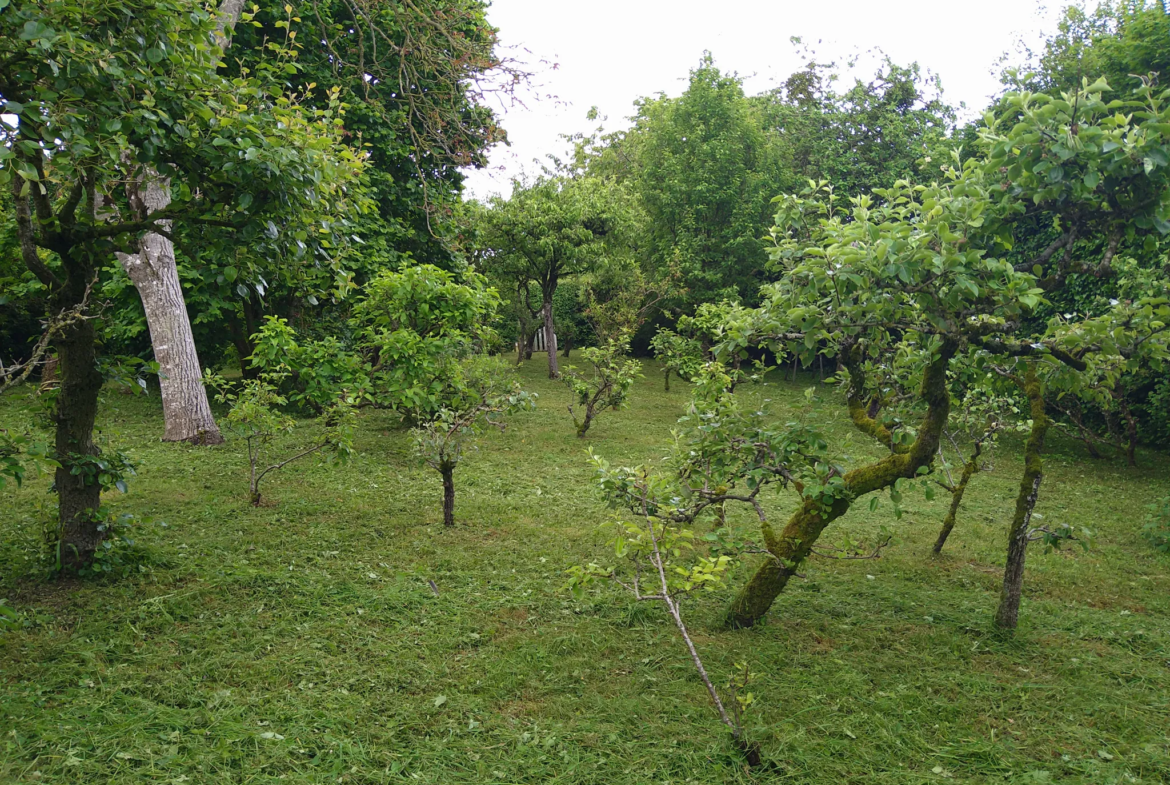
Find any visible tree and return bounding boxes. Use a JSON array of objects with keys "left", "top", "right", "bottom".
[
  {"left": 207, "top": 371, "right": 356, "bottom": 505},
  {"left": 478, "top": 176, "right": 635, "bottom": 378},
  {"left": 562, "top": 337, "right": 642, "bottom": 438},
  {"left": 412, "top": 358, "right": 534, "bottom": 526},
  {"left": 715, "top": 76, "right": 1170, "bottom": 629},
  {"left": 649, "top": 328, "right": 703, "bottom": 391},
  {"left": 0, "top": 0, "right": 364, "bottom": 568}
]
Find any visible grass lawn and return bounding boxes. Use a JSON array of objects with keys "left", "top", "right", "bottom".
[{"left": 1, "top": 359, "right": 1168, "bottom": 784}]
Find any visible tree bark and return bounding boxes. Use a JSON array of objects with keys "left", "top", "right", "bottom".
[
  {"left": 53, "top": 311, "right": 105, "bottom": 570},
  {"left": 725, "top": 339, "right": 957, "bottom": 628},
  {"left": 933, "top": 442, "right": 981, "bottom": 555},
  {"left": 664, "top": 367, "right": 671, "bottom": 392},
  {"left": 119, "top": 179, "right": 224, "bottom": 444},
  {"left": 441, "top": 462, "right": 456, "bottom": 526},
  {"left": 995, "top": 363, "right": 1049, "bottom": 632},
  {"left": 542, "top": 297, "right": 559, "bottom": 378},
  {"left": 562, "top": 333, "right": 571, "bottom": 358}
]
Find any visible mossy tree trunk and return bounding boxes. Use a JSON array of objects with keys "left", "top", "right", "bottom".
[
  {"left": 932, "top": 441, "right": 981, "bottom": 555},
  {"left": 994, "top": 363, "right": 1049, "bottom": 632},
  {"left": 725, "top": 339, "right": 957, "bottom": 628}
]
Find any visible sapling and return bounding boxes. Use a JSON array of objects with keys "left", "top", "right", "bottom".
[
  {"left": 412, "top": 358, "right": 535, "bottom": 526},
  {"left": 207, "top": 372, "right": 356, "bottom": 505},
  {"left": 562, "top": 337, "right": 642, "bottom": 437},
  {"left": 649, "top": 327, "right": 703, "bottom": 391}
]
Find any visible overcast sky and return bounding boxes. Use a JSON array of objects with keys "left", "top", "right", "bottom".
[{"left": 462, "top": 0, "right": 1071, "bottom": 200}]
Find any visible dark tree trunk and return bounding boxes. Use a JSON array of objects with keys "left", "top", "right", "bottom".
[
  {"left": 995, "top": 364, "right": 1049, "bottom": 632},
  {"left": 542, "top": 297, "right": 559, "bottom": 378},
  {"left": 664, "top": 367, "right": 671, "bottom": 392},
  {"left": 1118, "top": 390, "right": 1138, "bottom": 468},
  {"left": 562, "top": 333, "right": 571, "bottom": 358},
  {"left": 228, "top": 312, "right": 259, "bottom": 380},
  {"left": 441, "top": 462, "right": 456, "bottom": 527},
  {"left": 52, "top": 298, "right": 105, "bottom": 570},
  {"left": 933, "top": 443, "right": 980, "bottom": 555}
]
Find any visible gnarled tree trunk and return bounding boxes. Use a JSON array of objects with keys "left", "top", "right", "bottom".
[
  {"left": 725, "top": 339, "right": 957, "bottom": 628},
  {"left": 995, "top": 363, "right": 1049, "bottom": 632}
]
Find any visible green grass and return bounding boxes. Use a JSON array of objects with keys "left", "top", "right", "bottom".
[{"left": 1, "top": 360, "right": 1169, "bottom": 784}]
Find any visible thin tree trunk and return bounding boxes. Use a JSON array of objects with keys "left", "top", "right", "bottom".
[
  {"left": 542, "top": 297, "right": 559, "bottom": 379},
  {"left": 995, "top": 364, "right": 1049, "bottom": 632},
  {"left": 441, "top": 462, "right": 456, "bottom": 526},
  {"left": 1118, "top": 389, "right": 1138, "bottom": 468},
  {"left": 562, "top": 333, "right": 571, "bottom": 358},
  {"left": 933, "top": 442, "right": 981, "bottom": 555},
  {"left": 664, "top": 367, "right": 671, "bottom": 392},
  {"left": 53, "top": 313, "right": 105, "bottom": 570}
]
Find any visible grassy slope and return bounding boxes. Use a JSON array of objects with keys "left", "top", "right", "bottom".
[{"left": 1, "top": 360, "right": 1168, "bottom": 784}]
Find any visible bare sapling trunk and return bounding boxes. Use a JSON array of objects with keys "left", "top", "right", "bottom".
[
  {"left": 543, "top": 298, "right": 559, "bottom": 378},
  {"left": 933, "top": 441, "right": 981, "bottom": 555},
  {"left": 441, "top": 461, "right": 456, "bottom": 526},
  {"left": 995, "top": 364, "right": 1049, "bottom": 632}
]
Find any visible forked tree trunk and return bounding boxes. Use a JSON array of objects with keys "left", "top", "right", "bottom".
[
  {"left": 542, "top": 298, "right": 559, "bottom": 378},
  {"left": 441, "top": 462, "right": 456, "bottom": 526},
  {"left": 53, "top": 311, "right": 105, "bottom": 570},
  {"left": 120, "top": 178, "right": 223, "bottom": 444},
  {"left": 995, "top": 364, "right": 1049, "bottom": 632},
  {"left": 933, "top": 442, "right": 981, "bottom": 555}
]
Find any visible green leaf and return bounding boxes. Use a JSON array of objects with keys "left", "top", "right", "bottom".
[
  {"left": 224, "top": 266, "right": 238, "bottom": 282},
  {"left": 145, "top": 48, "right": 165, "bottom": 63}
]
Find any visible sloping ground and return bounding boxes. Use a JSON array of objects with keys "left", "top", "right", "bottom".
[{"left": 1, "top": 361, "right": 1168, "bottom": 784}]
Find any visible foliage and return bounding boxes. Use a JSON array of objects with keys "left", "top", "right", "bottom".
[{"left": 561, "top": 338, "right": 642, "bottom": 437}]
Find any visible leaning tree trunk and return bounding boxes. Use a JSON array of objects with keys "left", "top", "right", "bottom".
[
  {"left": 53, "top": 308, "right": 106, "bottom": 570},
  {"left": 725, "top": 340, "right": 957, "bottom": 628},
  {"left": 440, "top": 462, "right": 456, "bottom": 527},
  {"left": 542, "top": 298, "right": 559, "bottom": 379},
  {"left": 995, "top": 364, "right": 1049, "bottom": 632},
  {"left": 933, "top": 442, "right": 981, "bottom": 555},
  {"left": 119, "top": 177, "right": 223, "bottom": 444}
]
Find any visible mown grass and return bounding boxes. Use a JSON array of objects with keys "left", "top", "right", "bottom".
[{"left": 1, "top": 359, "right": 1168, "bottom": 784}]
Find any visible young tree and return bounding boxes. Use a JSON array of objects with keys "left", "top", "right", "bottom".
[
  {"left": 562, "top": 337, "right": 642, "bottom": 438},
  {"left": 1, "top": 0, "right": 364, "bottom": 567},
  {"left": 412, "top": 358, "right": 534, "bottom": 526},
  {"left": 207, "top": 372, "right": 356, "bottom": 505},
  {"left": 649, "top": 328, "right": 703, "bottom": 391}
]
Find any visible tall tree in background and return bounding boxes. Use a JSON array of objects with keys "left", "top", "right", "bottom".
[{"left": 478, "top": 176, "right": 636, "bottom": 378}]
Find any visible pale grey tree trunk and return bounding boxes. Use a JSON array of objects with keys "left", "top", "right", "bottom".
[
  {"left": 542, "top": 299, "right": 559, "bottom": 379},
  {"left": 119, "top": 178, "right": 224, "bottom": 444},
  {"left": 114, "top": 0, "right": 246, "bottom": 445}
]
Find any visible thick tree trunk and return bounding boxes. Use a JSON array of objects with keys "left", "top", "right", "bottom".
[
  {"left": 542, "top": 298, "right": 559, "bottom": 378},
  {"left": 995, "top": 364, "right": 1049, "bottom": 632},
  {"left": 441, "top": 462, "right": 456, "bottom": 526},
  {"left": 725, "top": 340, "right": 957, "bottom": 628},
  {"left": 119, "top": 178, "right": 223, "bottom": 444},
  {"left": 53, "top": 311, "right": 105, "bottom": 570},
  {"left": 933, "top": 443, "right": 981, "bottom": 555}
]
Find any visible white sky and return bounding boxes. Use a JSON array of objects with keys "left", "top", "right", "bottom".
[{"left": 462, "top": 0, "right": 1070, "bottom": 200}]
